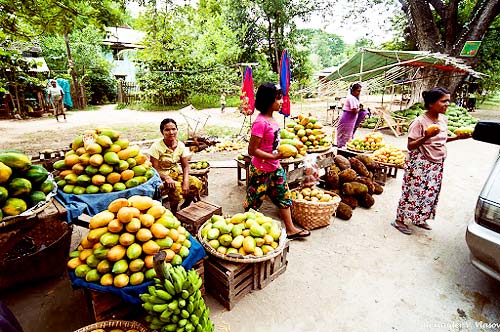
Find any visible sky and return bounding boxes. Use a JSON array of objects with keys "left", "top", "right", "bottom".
[{"left": 296, "top": 1, "right": 398, "bottom": 44}]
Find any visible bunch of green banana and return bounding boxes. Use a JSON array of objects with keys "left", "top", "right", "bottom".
[{"left": 140, "top": 264, "right": 214, "bottom": 332}]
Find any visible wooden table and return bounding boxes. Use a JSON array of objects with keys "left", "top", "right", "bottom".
[{"left": 236, "top": 149, "right": 336, "bottom": 188}]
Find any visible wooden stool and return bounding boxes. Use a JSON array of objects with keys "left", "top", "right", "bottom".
[{"left": 175, "top": 201, "right": 222, "bottom": 235}]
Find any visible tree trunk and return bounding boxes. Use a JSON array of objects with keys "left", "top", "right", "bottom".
[{"left": 64, "top": 32, "right": 83, "bottom": 110}]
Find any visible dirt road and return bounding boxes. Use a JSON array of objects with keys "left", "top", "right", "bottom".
[{"left": 1, "top": 103, "right": 499, "bottom": 332}]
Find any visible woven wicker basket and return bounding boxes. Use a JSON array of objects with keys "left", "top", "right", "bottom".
[
  {"left": 73, "top": 320, "right": 149, "bottom": 332},
  {"left": 291, "top": 189, "right": 341, "bottom": 230}
]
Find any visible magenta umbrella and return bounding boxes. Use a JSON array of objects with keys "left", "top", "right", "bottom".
[
  {"left": 240, "top": 66, "right": 255, "bottom": 115},
  {"left": 279, "top": 49, "right": 291, "bottom": 117}
]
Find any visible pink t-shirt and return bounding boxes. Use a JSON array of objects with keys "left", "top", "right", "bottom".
[
  {"left": 250, "top": 114, "right": 281, "bottom": 172},
  {"left": 408, "top": 113, "right": 448, "bottom": 163},
  {"left": 343, "top": 94, "right": 360, "bottom": 112}
]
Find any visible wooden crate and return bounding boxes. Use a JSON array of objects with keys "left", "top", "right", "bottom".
[
  {"left": 192, "top": 257, "right": 206, "bottom": 297},
  {"left": 84, "top": 289, "right": 140, "bottom": 322},
  {"left": 204, "top": 257, "right": 254, "bottom": 310},
  {"left": 254, "top": 241, "right": 289, "bottom": 290},
  {"left": 84, "top": 258, "right": 206, "bottom": 322},
  {"left": 175, "top": 200, "right": 222, "bottom": 235}
]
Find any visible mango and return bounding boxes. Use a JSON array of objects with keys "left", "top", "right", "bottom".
[
  {"left": 100, "top": 273, "right": 114, "bottom": 286},
  {"left": 207, "top": 228, "right": 220, "bottom": 240},
  {"left": 96, "top": 135, "right": 113, "bottom": 149},
  {"left": 87, "top": 226, "right": 108, "bottom": 242},
  {"left": 113, "top": 274, "right": 129, "bottom": 288},
  {"left": 125, "top": 218, "right": 141, "bottom": 233},
  {"left": 67, "top": 257, "right": 83, "bottom": 270},
  {"left": 142, "top": 240, "right": 160, "bottom": 255},
  {"left": 136, "top": 228, "right": 153, "bottom": 242},
  {"left": 89, "top": 210, "right": 115, "bottom": 229},
  {"left": 231, "top": 235, "right": 244, "bottom": 249},
  {"left": 112, "top": 259, "right": 129, "bottom": 274},
  {"left": 85, "top": 269, "right": 101, "bottom": 283},
  {"left": 231, "top": 223, "right": 244, "bottom": 237},
  {"left": 74, "top": 264, "right": 91, "bottom": 278},
  {"left": 250, "top": 224, "right": 266, "bottom": 237},
  {"left": 130, "top": 271, "right": 145, "bottom": 286},
  {"left": 226, "top": 247, "right": 239, "bottom": 255},
  {"left": 107, "top": 245, "right": 126, "bottom": 262},
  {"left": 145, "top": 268, "right": 156, "bottom": 280},
  {"left": 218, "top": 234, "right": 233, "bottom": 247},
  {"left": 128, "top": 195, "right": 154, "bottom": 210},
  {"left": 229, "top": 213, "right": 246, "bottom": 224},
  {"left": 119, "top": 232, "right": 135, "bottom": 246},
  {"left": 129, "top": 259, "right": 145, "bottom": 272},
  {"left": 126, "top": 243, "right": 142, "bottom": 260},
  {"left": 242, "top": 236, "right": 256, "bottom": 254},
  {"left": 86, "top": 254, "right": 101, "bottom": 268},
  {"left": 96, "top": 260, "right": 112, "bottom": 274},
  {"left": 100, "top": 232, "right": 120, "bottom": 247},
  {"left": 156, "top": 237, "right": 174, "bottom": 249},
  {"left": 150, "top": 223, "right": 169, "bottom": 239}
]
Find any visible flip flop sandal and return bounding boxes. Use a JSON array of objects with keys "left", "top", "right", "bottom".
[
  {"left": 391, "top": 221, "right": 412, "bottom": 235},
  {"left": 415, "top": 223, "right": 432, "bottom": 230},
  {"left": 287, "top": 229, "right": 311, "bottom": 239}
]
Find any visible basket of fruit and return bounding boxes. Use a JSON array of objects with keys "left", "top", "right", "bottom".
[
  {"left": 189, "top": 160, "right": 210, "bottom": 175},
  {"left": 0, "top": 150, "right": 57, "bottom": 232},
  {"left": 371, "top": 145, "right": 407, "bottom": 168},
  {"left": 346, "top": 132, "right": 385, "bottom": 153},
  {"left": 290, "top": 186, "right": 341, "bottom": 230},
  {"left": 73, "top": 319, "right": 148, "bottom": 332},
  {"left": 197, "top": 211, "right": 288, "bottom": 263}
]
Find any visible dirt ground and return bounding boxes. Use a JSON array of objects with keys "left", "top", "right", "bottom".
[{"left": 1, "top": 101, "right": 499, "bottom": 332}]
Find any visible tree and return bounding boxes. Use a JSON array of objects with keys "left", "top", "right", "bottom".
[
  {"left": 397, "top": 0, "right": 500, "bottom": 95},
  {"left": 0, "top": 0, "right": 125, "bottom": 108}
]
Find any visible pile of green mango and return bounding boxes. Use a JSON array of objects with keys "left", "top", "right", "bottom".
[{"left": 200, "top": 211, "right": 283, "bottom": 257}]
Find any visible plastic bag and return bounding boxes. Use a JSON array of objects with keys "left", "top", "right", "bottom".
[{"left": 302, "top": 155, "right": 319, "bottom": 187}]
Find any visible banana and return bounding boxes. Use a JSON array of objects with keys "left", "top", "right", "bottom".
[
  {"left": 156, "top": 289, "right": 173, "bottom": 301},
  {"left": 142, "top": 302, "right": 153, "bottom": 312},
  {"left": 186, "top": 301, "right": 194, "bottom": 314},
  {"left": 167, "top": 299, "right": 179, "bottom": 312},
  {"left": 190, "top": 314, "right": 199, "bottom": 326},
  {"left": 160, "top": 308, "right": 173, "bottom": 322},
  {"left": 140, "top": 294, "right": 150, "bottom": 302},
  {"left": 181, "top": 309, "right": 190, "bottom": 319},
  {"left": 148, "top": 295, "right": 166, "bottom": 304},
  {"left": 178, "top": 298, "right": 186, "bottom": 308},
  {"left": 148, "top": 285, "right": 157, "bottom": 296},
  {"left": 164, "top": 323, "right": 177, "bottom": 332},
  {"left": 178, "top": 318, "right": 188, "bottom": 327},
  {"left": 164, "top": 279, "right": 176, "bottom": 296},
  {"left": 181, "top": 289, "right": 190, "bottom": 299},
  {"left": 185, "top": 322, "right": 195, "bottom": 332},
  {"left": 153, "top": 303, "right": 169, "bottom": 313},
  {"left": 170, "top": 314, "right": 180, "bottom": 323}
]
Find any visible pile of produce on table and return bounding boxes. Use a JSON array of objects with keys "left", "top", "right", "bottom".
[
  {"left": 199, "top": 210, "right": 283, "bottom": 257},
  {"left": 53, "top": 128, "right": 155, "bottom": 195},
  {"left": 204, "top": 140, "right": 247, "bottom": 153},
  {"left": 141, "top": 263, "right": 214, "bottom": 332},
  {"left": 345, "top": 132, "right": 385, "bottom": 152},
  {"left": 0, "top": 151, "right": 55, "bottom": 220},
  {"left": 280, "top": 114, "right": 332, "bottom": 158},
  {"left": 67, "top": 196, "right": 192, "bottom": 288},
  {"left": 321, "top": 154, "right": 383, "bottom": 220},
  {"left": 371, "top": 145, "right": 406, "bottom": 166},
  {"left": 361, "top": 103, "right": 479, "bottom": 136}
]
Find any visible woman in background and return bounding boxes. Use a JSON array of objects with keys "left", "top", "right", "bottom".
[{"left": 336, "top": 83, "right": 369, "bottom": 147}]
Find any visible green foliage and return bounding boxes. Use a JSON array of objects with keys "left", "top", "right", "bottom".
[{"left": 39, "top": 28, "right": 116, "bottom": 105}]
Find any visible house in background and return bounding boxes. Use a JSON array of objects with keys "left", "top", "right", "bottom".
[{"left": 103, "top": 26, "right": 145, "bottom": 83}]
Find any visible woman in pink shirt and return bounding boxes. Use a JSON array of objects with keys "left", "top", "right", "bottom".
[
  {"left": 243, "top": 82, "right": 310, "bottom": 239},
  {"left": 392, "top": 87, "right": 471, "bottom": 235}
]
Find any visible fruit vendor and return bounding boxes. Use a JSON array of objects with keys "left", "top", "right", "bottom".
[
  {"left": 244, "top": 82, "right": 310, "bottom": 239},
  {"left": 148, "top": 118, "right": 202, "bottom": 213},
  {"left": 336, "top": 83, "right": 369, "bottom": 147},
  {"left": 392, "top": 87, "right": 471, "bottom": 235}
]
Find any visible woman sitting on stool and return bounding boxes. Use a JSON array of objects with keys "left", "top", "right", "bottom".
[{"left": 148, "top": 118, "right": 202, "bottom": 213}]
